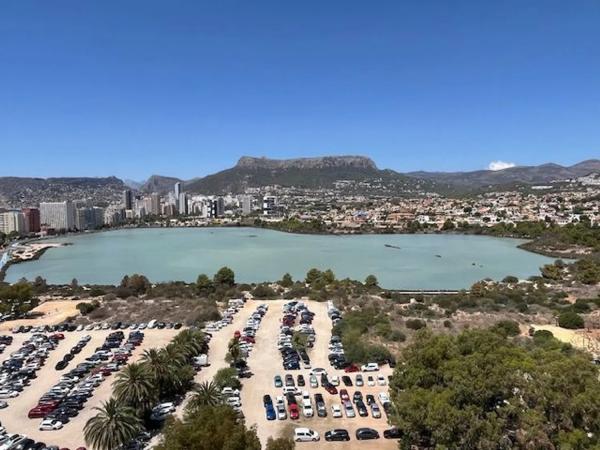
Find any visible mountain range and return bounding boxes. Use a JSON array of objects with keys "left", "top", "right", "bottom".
[
  {"left": 1, "top": 157, "right": 599, "bottom": 207},
  {"left": 139, "top": 156, "right": 600, "bottom": 195}
]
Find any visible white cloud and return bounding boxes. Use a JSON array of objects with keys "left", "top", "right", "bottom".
[{"left": 487, "top": 160, "right": 516, "bottom": 171}]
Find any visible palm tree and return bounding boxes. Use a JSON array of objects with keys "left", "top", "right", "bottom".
[
  {"left": 84, "top": 398, "right": 143, "bottom": 450},
  {"left": 188, "top": 381, "right": 223, "bottom": 410},
  {"left": 113, "top": 362, "right": 157, "bottom": 413},
  {"left": 141, "top": 348, "right": 171, "bottom": 384},
  {"left": 162, "top": 343, "right": 187, "bottom": 367},
  {"left": 172, "top": 329, "right": 206, "bottom": 358}
]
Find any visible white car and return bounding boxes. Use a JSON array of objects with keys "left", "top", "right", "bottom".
[
  {"left": 361, "top": 362, "right": 379, "bottom": 372},
  {"left": 226, "top": 397, "right": 241, "bottom": 408},
  {"left": 330, "top": 375, "right": 340, "bottom": 386},
  {"left": 377, "top": 375, "right": 387, "bottom": 386},
  {"left": 310, "top": 368, "right": 327, "bottom": 377},
  {"left": 0, "top": 390, "right": 18, "bottom": 399},
  {"left": 294, "top": 427, "right": 320, "bottom": 442},
  {"left": 302, "top": 404, "right": 314, "bottom": 418},
  {"left": 221, "top": 387, "right": 240, "bottom": 397},
  {"left": 39, "top": 419, "right": 63, "bottom": 430},
  {"left": 152, "top": 402, "right": 176, "bottom": 413},
  {"left": 331, "top": 403, "right": 342, "bottom": 418},
  {"left": 0, "top": 434, "right": 25, "bottom": 450},
  {"left": 378, "top": 392, "right": 391, "bottom": 405},
  {"left": 367, "top": 376, "right": 376, "bottom": 386},
  {"left": 309, "top": 375, "right": 318, "bottom": 388}
]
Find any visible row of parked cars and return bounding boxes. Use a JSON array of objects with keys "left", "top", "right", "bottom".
[
  {"left": 0, "top": 334, "right": 62, "bottom": 401},
  {"left": 27, "top": 331, "right": 143, "bottom": 433},
  {"left": 0, "top": 432, "right": 87, "bottom": 450},
  {"left": 11, "top": 321, "right": 181, "bottom": 334},
  {"left": 0, "top": 336, "right": 13, "bottom": 355},
  {"left": 294, "top": 426, "right": 401, "bottom": 442},
  {"left": 54, "top": 336, "right": 89, "bottom": 371},
  {"left": 279, "top": 302, "right": 315, "bottom": 371}
]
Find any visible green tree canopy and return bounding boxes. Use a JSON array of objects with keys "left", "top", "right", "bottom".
[
  {"left": 364, "top": 274, "right": 378, "bottom": 288},
  {"left": 389, "top": 329, "right": 600, "bottom": 449},
  {"left": 280, "top": 273, "right": 293, "bottom": 287},
  {"left": 156, "top": 405, "right": 260, "bottom": 450},
  {"left": 214, "top": 266, "right": 235, "bottom": 287}
]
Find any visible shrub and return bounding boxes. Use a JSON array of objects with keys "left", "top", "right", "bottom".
[
  {"left": 558, "top": 311, "right": 585, "bottom": 329},
  {"left": 491, "top": 320, "right": 521, "bottom": 337},
  {"left": 213, "top": 368, "right": 241, "bottom": 390},
  {"left": 405, "top": 319, "right": 426, "bottom": 330}
]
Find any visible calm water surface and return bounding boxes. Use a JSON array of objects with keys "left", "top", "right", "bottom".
[{"left": 5, "top": 228, "right": 555, "bottom": 289}]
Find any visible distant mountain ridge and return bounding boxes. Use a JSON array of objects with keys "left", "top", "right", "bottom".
[
  {"left": 183, "top": 155, "right": 429, "bottom": 194},
  {"left": 408, "top": 159, "right": 600, "bottom": 188},
  {"left": 1, "top": 157, "right": 598, "bottom": 206}
]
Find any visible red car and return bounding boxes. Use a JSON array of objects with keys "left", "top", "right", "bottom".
[
  {"left": 241, "top": 336, "right": 255, "bottom": 344},
  {"left": 51, "top": 333, "right": 65, "bottom": 340},
  {"left": 344, "top": 364, "right": 360, "bottom": 373},
  {"left": 28, "top": 406, "right": 55, "bottom": 418},
  {"left": 324, "top": 384, "right": 338, "bottom": 395},
  {"left": 288, "top": 403, "right": 299, "bottom": 420},
  {"left": 339, "top": 389, "right": 350, "bottom": 402}
]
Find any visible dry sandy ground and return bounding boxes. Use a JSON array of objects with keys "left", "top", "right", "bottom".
[
  {"left": 0, "top": 328, "right": 177, "bottom": 449},
  {"left": 0, "top": 300, "right": 89, "bottom": 332},
  {"left": 531, "top": 324, "right": 600, "bottom": 354},
  {"left": 240, "top": 300, "right": 398, "bottom": 449}
]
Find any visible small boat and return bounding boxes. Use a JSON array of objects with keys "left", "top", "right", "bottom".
[
  {"left": 384, "top": 244, "right": 401, "bottom": 250},
  {"left": 435, "top": 254, "right": 442, "bottom": 258}
]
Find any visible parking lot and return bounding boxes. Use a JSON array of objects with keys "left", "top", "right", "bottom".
[
  {"left": 0, "top": 327, "right": 178, "bottom": 449},
  {"left": 240, "top": 300, "right": 398, "bottom": 449}
]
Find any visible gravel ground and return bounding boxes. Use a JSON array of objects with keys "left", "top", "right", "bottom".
[
  {"left": 240, "top": 300, "right": 398, "bottom": 449},
  {"left": 0, "top": 328, "right": 178, "bottom": 449}
]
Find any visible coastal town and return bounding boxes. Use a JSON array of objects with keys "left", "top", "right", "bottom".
[{"left": 1, "top": 171, "right": 599, "bottom": 243}]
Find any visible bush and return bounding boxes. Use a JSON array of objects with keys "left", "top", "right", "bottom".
[
  {"left": 76, "top": 300, "right": 100, "bottom": 315},
  {"left": 491, "top": 320, "right": 521, "bottom": 337},
  {"left": 443, "top": 319, "right": 453, "bottom": 328},
  {"left": 558, "top": 311, "right": 585, "bottom": 329},
  {"left": 252, "top": 284, "right": 277, "bottom": 299},
  {"left": 214, "top": 368, "right": 241, "bottom": 390},
  {"left": 405, "top": 319, "right": 426, "bottom": 330}
]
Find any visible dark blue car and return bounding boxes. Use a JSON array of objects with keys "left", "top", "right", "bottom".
[{"left": 265, "top": 403, "right": 276, "bottom": 420}]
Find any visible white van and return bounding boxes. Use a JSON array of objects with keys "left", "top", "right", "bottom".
[
  {"left": 147, "top": 319, "right": 157, "bottom": 329},
  {"left": 294, "top": 428, "right": 319, "bottom": 442}
]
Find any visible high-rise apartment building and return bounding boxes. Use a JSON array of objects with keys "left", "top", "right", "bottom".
[
  {"left": 178, "top": 192, "right": 188, "bottom": 215},
  {"left": 240, "top": 195, "right": 253, "bottom": 215},
  {"left": 0, "top": 210, "right": 26, "bottom": 235},
  {"left": 150, "top": 192, "right": 161, "bottom": 215},
  {"left": 174, "top": 182, "right": 182, "bottom": 200},
  {"left": 22, "top": 207, "right": 41, "bottom": 233},
  {"left": 210, "top": 197, "right": 225, "bottom": 218},
  {"left": 123, "top": 189, "right": 133, "bottom": 210},
  {"left": 40, "top": 201, "right": 76, "bottom": 231},
  {"left": 263, "top": 195, "right": 277, "bottom": 216}
]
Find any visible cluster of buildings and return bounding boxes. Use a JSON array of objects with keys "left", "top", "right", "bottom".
[
  {"left": 3, "top": 176, "right": 599, "bottom": 239},
  {"left": 0, "top": 182, "right": 281, "bottom": 237}
]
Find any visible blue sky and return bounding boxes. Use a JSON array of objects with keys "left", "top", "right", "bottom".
[{"left": 1, "top": 1, "right": 599, "bottom": 180}]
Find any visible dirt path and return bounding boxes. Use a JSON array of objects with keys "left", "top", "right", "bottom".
[{"left": 0, "top": 300, "right": 90, "bottom": 331}]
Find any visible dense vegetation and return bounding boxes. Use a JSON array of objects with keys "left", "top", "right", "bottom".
[
  {"left": 390, "top": 329, "right": 600, "bottom": 449},
  {"left": 83, "top": 329, "right": 207, "bottom": 450}
]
